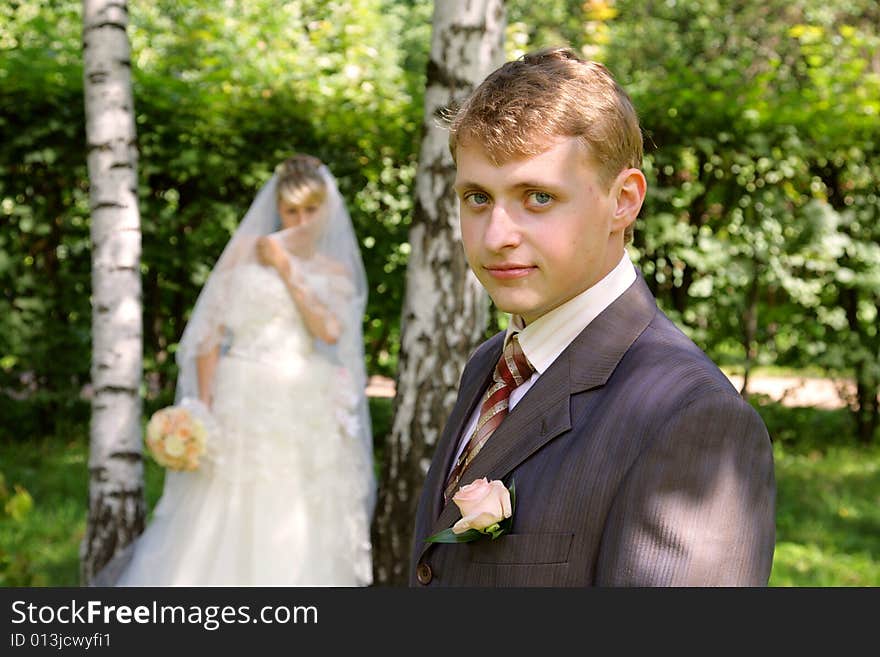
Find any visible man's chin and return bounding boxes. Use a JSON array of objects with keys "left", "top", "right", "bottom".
[{"left": 488, "top": 295, "right": 541, "bottom": 322}]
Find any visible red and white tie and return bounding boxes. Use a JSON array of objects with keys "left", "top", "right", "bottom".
[{"left": 443, "top": 334, "right": 534, "bottom": 504}]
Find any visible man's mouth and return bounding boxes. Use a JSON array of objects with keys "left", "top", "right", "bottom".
[{"left": 483, "top": 264, "right": 536, "bottom": 280}]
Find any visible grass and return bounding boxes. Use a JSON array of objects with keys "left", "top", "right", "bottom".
[
  {"left": 0, "top": 435, "right": 166, "bottom": 586},
  {"left": 1, "top": 396, "right": 877, "bottom": 586},
  {"left": 0, "top": 397, "right": 395, "bottom": 586},
  {"left": 770, "top": 440, "right": 880, "bottom": 586},
  {"left": 751, "top": 395, "right": 880, "bottom": 586}
]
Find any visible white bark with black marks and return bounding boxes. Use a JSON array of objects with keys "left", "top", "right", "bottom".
[
  {"left": 81, "top": 0, "right": 145, "bottom": 585},
  {"left": 372, "top": 0, "right": 506, "bottom": 586}
]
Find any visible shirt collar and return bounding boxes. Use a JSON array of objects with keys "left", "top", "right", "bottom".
[{"left": 504, "top": 250, "right": 637, "bottom": 374}]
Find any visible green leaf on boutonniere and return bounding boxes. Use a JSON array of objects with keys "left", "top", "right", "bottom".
[{"left": 424, "top": 528, "right": 483, "bottom": 543}]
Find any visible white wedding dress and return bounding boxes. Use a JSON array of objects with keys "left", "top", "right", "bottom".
[{"left": 114, "top": 262, "right": 373, "bottom": 586}]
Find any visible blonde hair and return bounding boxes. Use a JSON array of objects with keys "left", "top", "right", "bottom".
[
  {"left": 449, "top": 47, "right": 644, "bottom": 242},
  {"left": 275, "top": 154, "right": 327, "bottom": 208}
]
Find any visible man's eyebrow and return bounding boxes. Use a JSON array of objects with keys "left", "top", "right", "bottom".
[
  {"left": 509, "top": 180, "right": 558, "bottom": 190},
  {"left": 453, "top": 179, "right": 484, "bottom": 191},
  {"left": 453, "top": 179, "right": 559, "bottom": 191}
]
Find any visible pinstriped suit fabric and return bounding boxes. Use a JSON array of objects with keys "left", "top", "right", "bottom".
[{"left": 410, "top": 274, "right": 776, "bottom": 587}]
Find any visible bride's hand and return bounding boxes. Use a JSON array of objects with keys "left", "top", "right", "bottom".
[{"left": 256, "top": 236, "right": 289, "bottom": 272}]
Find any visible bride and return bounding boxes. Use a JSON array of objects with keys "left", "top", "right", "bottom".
[{"left": 98, "top": 155, "right": 375, "bottom": 586}]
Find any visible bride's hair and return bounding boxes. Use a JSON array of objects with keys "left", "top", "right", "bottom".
[{"left": 275, "top": 155, "right": 327, "bottom": 207}]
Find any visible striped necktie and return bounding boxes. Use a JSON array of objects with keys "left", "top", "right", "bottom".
[{"left": 443, "top": 334, "right": 534, "bottom": 504}]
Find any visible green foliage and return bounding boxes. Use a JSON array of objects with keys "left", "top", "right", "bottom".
[
  {"left": 0, "top": 470, "right": 41, "bottom": 585},
  {"left": 1, "top": 1, "right": 878, "bottom": 443},
  {"left": 2, "top": 480, "right": 33, "bottom": 524},
  {"left": 0, "top": 2, "right": 91, "bottom": 435},
  {"left": 0, "top": 467, "right": 48, "bottom": 586},
  {"left": 126, "top": 0, "right": 425, "bottom": 384},
  {"left": 1, "top": 0, "right": 429, "bottom": 430},
  {"left": 601, "top": 0, "right": 880, "bottom": 440},
  {"left": 506, "top": 0, "right": 589, "bottom": 58}
]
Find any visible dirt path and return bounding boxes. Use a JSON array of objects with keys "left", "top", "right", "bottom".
[
  {"left": 367, "top": 373, "right": 855, "bottom": 409},
  {"left": 725, "top": 374, "right": 853, "bottom": 410}
]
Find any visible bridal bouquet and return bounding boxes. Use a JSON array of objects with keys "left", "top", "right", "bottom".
[{"left": 144, "top": 400, "right": 209, "bottom": 471}]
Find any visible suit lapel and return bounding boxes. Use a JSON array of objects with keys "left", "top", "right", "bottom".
[
  {"left": 422, "top": 360, "right": 572, "bottom": 549},
  {"left": 418, "top": 274, "right": 658, "bottom": 562},
  {"left": 419, "top": 334, "right": 504, "bottom": 525}
]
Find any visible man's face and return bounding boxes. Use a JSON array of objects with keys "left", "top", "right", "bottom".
[{"left": 455, "top": 136, "right": 628, "bottom": 324}]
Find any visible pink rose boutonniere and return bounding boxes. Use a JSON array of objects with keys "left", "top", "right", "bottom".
[{"left": 425, "top": 477, "right": 516, "bottom": 543}]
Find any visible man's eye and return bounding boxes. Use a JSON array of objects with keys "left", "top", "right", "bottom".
[
  {"left": 465, "top": 192, "right": 489, "bottom": 206},
  {"left": 527, "top": 191, "right": 553, "bottom": 206}
]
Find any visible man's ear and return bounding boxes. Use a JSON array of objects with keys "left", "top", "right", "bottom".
[{"left": 611, "top": 168, "right": 647, "bottom": 232}]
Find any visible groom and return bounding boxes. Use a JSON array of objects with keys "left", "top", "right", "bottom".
[{"left": 409, "top": 47, "right": 776, "bottom": 586}]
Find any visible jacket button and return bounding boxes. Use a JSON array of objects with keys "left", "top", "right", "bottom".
[{"left": 416, "top": 562, "right": 433, "bottom": 585}]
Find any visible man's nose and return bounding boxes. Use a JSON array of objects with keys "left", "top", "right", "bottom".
[{"left": 483, "top": 204, "right": 521, "bottom": 251}]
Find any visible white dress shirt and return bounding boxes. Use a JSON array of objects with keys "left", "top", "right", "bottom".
[{"left": 448, "top": 250, "right": 637, "bottom": 478}]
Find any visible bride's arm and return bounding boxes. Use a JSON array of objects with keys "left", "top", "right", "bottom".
[
  {"left": 196, "top": 342, "right": 221, "bottom": 408},
  {"left": 256, "top": 237, "right": 342, "bottom": 344}
]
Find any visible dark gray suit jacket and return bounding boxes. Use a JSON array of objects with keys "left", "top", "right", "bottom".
[{"left": 409, "top": 274, "right": 776, "bottom": 586}]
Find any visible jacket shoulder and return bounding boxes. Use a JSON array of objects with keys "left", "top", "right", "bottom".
[
  {"left": 459, "top": 331, "right": 504, "bottom": 380},
  {"left": 621, "top": 308, "right": 742, "bottom": 404}
]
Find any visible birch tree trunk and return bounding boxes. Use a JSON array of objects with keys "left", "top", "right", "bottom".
[
  {"left": 80, "top": 0, "right": 145, "bottom": 584},
  {"left": 372, "top": 0, "right": 506, "bottom": 586}
]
